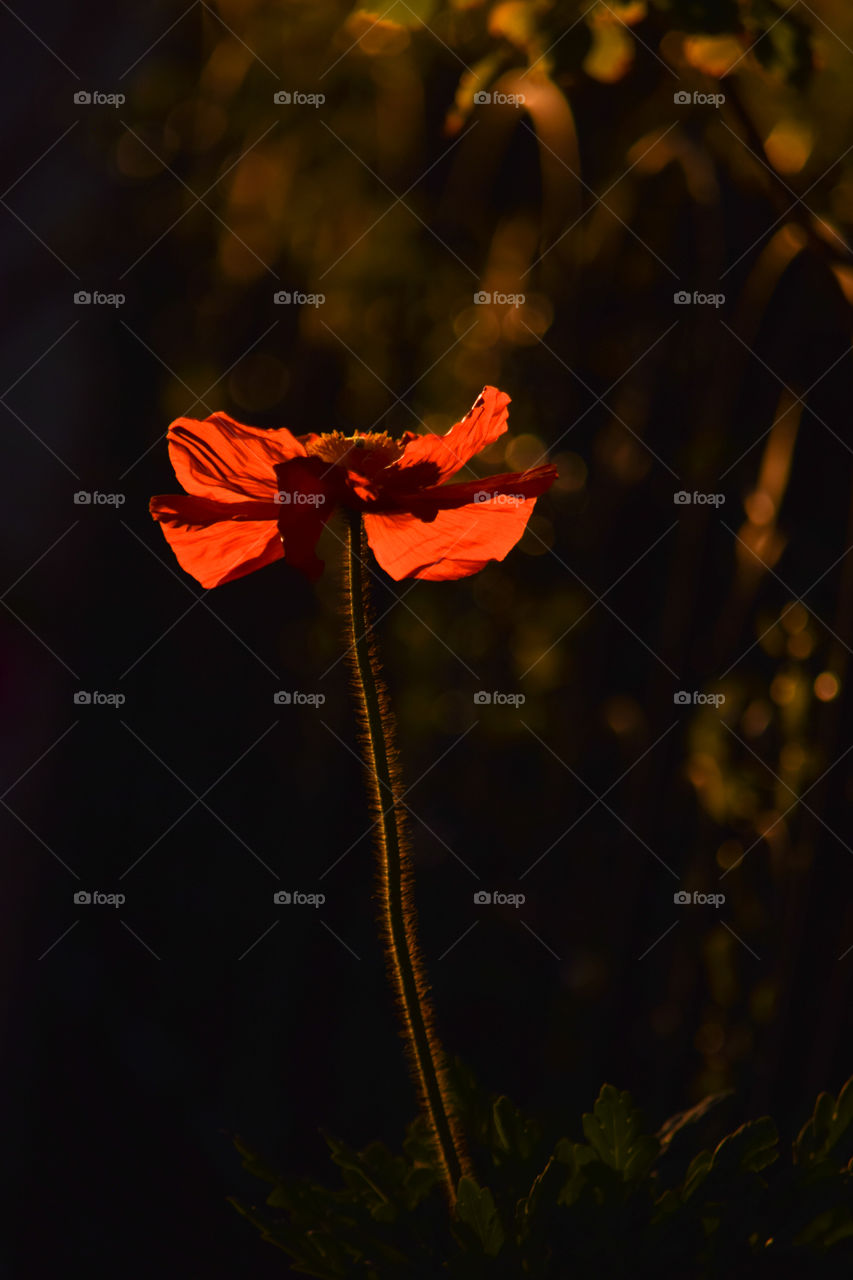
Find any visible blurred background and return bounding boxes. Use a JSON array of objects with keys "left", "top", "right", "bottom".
[{"left": 3, "top": 0, "right": 853, "bottom": 1274}]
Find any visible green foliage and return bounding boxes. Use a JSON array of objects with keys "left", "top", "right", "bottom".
[
  {"left": 232, "top": 1071, "right": 853, "bottom": 1276},
  {"left": 455, "top": 1176, "right": 505, "bottom": 1256},
  {"left": 580, "top": 1084, "right": 660, "bottom": 1178}
]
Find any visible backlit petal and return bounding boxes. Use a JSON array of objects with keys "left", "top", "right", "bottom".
[
  {"left": 398, "top": 465, "right": 557, "bottom": 515},
  {"left": 149, "top": 494, "right": 283, "bottom": 588},
  {"left": 167, "top": 412, "right": 307, "bottom": 503},
  {"left": 395, "top": 386, "right": 511, "bottom": 484},
  {"left": 364, "top": 491, "right": 541, "bottom": 581}
]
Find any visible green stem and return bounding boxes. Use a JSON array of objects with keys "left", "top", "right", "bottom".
[{"left": 343, "top": 510, "right": 471, "bottom": 1204}]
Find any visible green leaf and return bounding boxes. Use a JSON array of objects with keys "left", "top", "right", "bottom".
[
  {"left": 492, "top": 1095, "right": 539, "bottom": 1163},
  {"left": 324, "top": 1134, "right": 406, "bottom": 1221},
  {"left": 455, "top": 1176, "right": 506, "bottom": 1256},
  {"left": 657, "top": 1091, "right": 734, "bottom": 1147},
  {"left": 683, "top": 1117, "right": 779, "bottom": 1200},
  {"left": 229, "top": 1198, "right": 355, "bottom": 1278},
  {"left": 581, "top": 1084, "right": 660, "bottom": 1178},
  {"left": 554, "top": 1140, "right": 599, "bottom": 1206},
  {"left": 682, "top": 1148, "right": 714, "bottom": 1201},
  {"left": 517, "top": 1154, "right": 568, "bottom": 1237},
  {"left": 795, "top": 1075, "right": 853, "bottom": 1166},
  {"left": 711, "top": 1117, "right": 780, "bottom": 1175},
  {"left": 232, "top": 1135, "right": 285, "bottom": 1186}
]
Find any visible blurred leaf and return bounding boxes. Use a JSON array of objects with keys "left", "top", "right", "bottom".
[
  {"left": 352, "top": 0, "right": 438, "bottom": 28},
  {"left": 657, "top": 1090, "right": 735, "bottom": 1146},
  {"left": 455, "top": 1176, "right": 505, "bottom": 1255},
  {"left": 492, "top": 1093, "right": 540, "bottom": 1162},
  {"left": 583, "top": 11, "right": 636, "bottom": 84},
  {"left": 712, "top": 1116, "right": 780, "bottom": 1174},
  {"left": 752, "top": 4, "right": 814, "bottom": 86},
  {"left": 488, "top": 1, "right": 537, "bottom": 50},
  {"left": 324, "top": 1133, "right": 406, "bottom": 1221},
  {"left": 581, "top": 1084, "right": 660, "bottom": 1178},
  {"left": 795, "top": 1075, "right": 853, "bottom": 1167}
]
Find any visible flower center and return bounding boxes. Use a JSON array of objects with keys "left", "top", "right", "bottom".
[{"left": 305, "top": 431, "right": 405, "bottom": 467}]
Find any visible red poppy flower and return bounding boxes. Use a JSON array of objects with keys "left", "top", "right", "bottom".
[{"left": 149, "top": 386, "right": 557, "bottom": 586}]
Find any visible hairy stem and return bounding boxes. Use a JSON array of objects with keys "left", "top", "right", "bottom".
[{"left": 343, "top": 510, "right": 471, "bottom": 1203}]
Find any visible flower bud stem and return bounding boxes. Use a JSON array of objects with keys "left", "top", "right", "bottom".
[{"left": 343, "top": 510, "right": 471, "bottom": 1205}]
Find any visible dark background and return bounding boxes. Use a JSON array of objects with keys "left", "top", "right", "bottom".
[{"left": 3, "top": 1, "right": 853, "bottom": 1274}]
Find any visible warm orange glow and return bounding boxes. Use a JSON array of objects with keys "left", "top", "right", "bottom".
[
  {"left": 764, "top": 120, "right": 813, "bottom": 175},
  {"left": 744, "top": 491, "right": 775, "bottom": 526},
  {"left": 770, "top": 674, "right": 797, "bottom": 706},
  {"left": 683, "top": 33, "right": 744, "bottom": 77},
  {"left": 741, "top": 699, "right": 772, "bottom": 737},
  {"left": 787, "top": 631, "right": 813, "bottom": 659},
  {"left": 814, "top": 671, "right": 841, "bottom": 702},
  {"left": 781, "top": 602, "right": 809, "bottom": 634}
]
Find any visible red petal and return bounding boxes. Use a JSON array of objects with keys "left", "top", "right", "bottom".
[
  {"left": 398, "top": 465, "right": 557, "bottom": 515},
  {"left": 395, "top": 386, "right": 511, "bottom": 484},
  {"left": 363, "top": 490, "right": 543, "bottom": 581},
  {"left": 167, "top": 412, "right": 307, "bottom": 503},
  {"left": 150, "top": 494, "right": 282, "bottom": 588}
]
